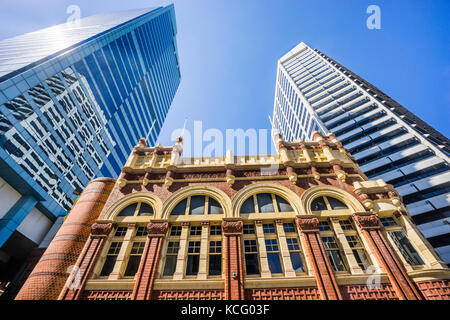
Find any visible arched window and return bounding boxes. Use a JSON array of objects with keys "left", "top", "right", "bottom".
[
  {"left": 170, "top": 195, "right": 224, "bottom": 215},
  {"left": 118, "top": 202, "right": 154, "bottom": 217},
  {"left": 240, "top": 193, "right": 294, "bottom": 214},
  {"left": 311, "top": 196, "right": 348, "bottom": 211}
]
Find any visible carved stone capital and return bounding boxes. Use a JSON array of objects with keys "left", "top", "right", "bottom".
[
  {"left": 353, "top": 213, "right": 380, "bottom": 229},
  {"left": 275, "top": 219, "right": 284, "bottom": 225},
  {"left": 91, "top": 222, "right": 114, "bottom": 237},
  {"left": 181, "top": 222, "right": 190, "bottom": 227},
  {"left": 147, "top": 221, "right": 169, "bottom": 236},
  {"left": 201, "top": 221, "right": 210, "bottom": 226},
  {"left": 295, "top": 216, "right": 319, "bottom": 232},
  {"left": 222, "top": 219, "right": 243, "bottom": 234}
]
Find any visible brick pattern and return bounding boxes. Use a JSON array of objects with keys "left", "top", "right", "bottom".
[
  {"left": 296, "top": 217, "right": 342, "bottom": 300},
  {"left": 416, "top": 280, "right": 450, "bottom": 300},
  {"left": 222, "top": 220, "right": 245, "bottom": 300},
  {"left": 15, "top": 178, "right": 115, "bottom": 300},
  {"left": 340, "top": 284, "right": 398, "bottom": 300},
  {"left": 131, "top": 229, "right": 166, "bottom": 300},
  {"left": 355, "top": 214, "right": 423, "bottom": 300},
  {"left": 152, "top": 290, "right": 225, "bottom": 300},
  {"left": 81, "top": 290, "right": 132, "bottom": 300},
  {"left": 60, "top": 235, "right": 109, "bottom": 300},
  {"left": 223, "top": 234, "right": 245, "bottom": 299},
  {"left": 245, "top": 287, "right": 321, "bottom": 300}
]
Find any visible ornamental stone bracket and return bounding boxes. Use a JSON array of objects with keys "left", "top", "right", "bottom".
[
  {"left": 90, "top": 221, "right": 114, "bottom": 237},
  {"left": 147, "top": 220, "right": 169, "bottom": 237},
  {"left": 117, "top": 178, "right": 127, "bottom": 189},
  {"left": 295, "top": 215, "right": 319, "bottom": 233},
  {"left": 222, "top": 218, "right": 243, "bottom": 235},
  {"left": 352, "top": 212, "right": 380, "bottom": 230}
]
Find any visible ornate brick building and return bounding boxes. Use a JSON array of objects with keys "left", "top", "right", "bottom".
[{"left": 16, "top": 132, "right": 450, "bottom": 300}]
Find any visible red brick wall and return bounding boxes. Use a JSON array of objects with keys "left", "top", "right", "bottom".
[
  {"left": 81, "top": 290, "right": 132, "bottom": 300},
  {"left": 340, "top": 284, "right": 398, "bottom": 300},
  {"left": 245, "top": 287, "right": 321, "bottom": 300},
  {"left": 416, "top": 280, "right": 450, "bottom": 300},
  {"left": 15, "top": 178, "right": 116, "bottom": 300},
  {"left": 152, "top": 289, "right": 225, "bottom": 300}
]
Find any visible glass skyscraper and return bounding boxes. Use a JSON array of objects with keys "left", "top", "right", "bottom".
[
  {"left": 0, "top": 4, "right": 180, "bottom": 283},
  {"left": 272, "top": 42, "right": 450, "bottom": 265}
]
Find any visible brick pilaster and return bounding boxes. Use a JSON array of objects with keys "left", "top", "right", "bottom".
[
  {"left": 15, "top": 178, "right": 116, "bottom": 300},
  {"left": 222, "top": 218, "right": 245, "bottom": 300},
  {"left": 131, "top": 220, "right": 168, "bottom": 300},
  {"left": 352, "top": 212, "right": 423, "bottom": 300},
  {"left": 59, "top": 222, "right": 114, "bottom": 300},
  {"left": 295, "top": 216, "right": 342, "bottom": 300}
]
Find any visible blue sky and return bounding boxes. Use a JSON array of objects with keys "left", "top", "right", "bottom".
[{"left": 0, "top": 0, "right": 449, "bottom": 156}]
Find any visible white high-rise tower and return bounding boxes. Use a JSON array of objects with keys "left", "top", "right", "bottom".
[{"left": 272, "top": 42, "right": 450, "bottom": 265}]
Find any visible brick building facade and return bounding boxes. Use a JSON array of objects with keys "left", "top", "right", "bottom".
[{"left": 16, "top": 132, "right": 450, "bottom": 300}]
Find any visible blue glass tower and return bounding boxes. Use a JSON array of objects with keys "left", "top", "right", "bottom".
[{"left": 0, "top": 5, "right": 180, "bottom": 280}]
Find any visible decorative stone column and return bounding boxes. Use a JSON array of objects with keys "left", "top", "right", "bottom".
[
  {"left": 16, "top": 177, "right": 116, "bottom": 300},
  {"left": 254, "top": 220, "right": 271, "bottom": 278},
  {"left": 59, "top": 221, "right": 114, "bottom": 300},
  {"left": 131, "top": 220, "right": 169, "bottom": 300},
  {"left": 222, "top": 218, "right": 245, "bottom": 300},
  {"left": 295, "top": 216, "right": 342, "bottom": 300},
  {"left": 352, "top": 212, "right": 423, "bottom": 300},
  {"left": 173, "top": 222, "right": 190, "bottom": 280},
  {"left": 197, "top": 221, "right": 210, "bottom": 280}
]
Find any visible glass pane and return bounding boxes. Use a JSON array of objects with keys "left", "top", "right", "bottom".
[
  {"left": 318, "top": 221, "right": 331, "bottom": 231},
  {"left": 352, "top": 249, "right": 369, "bottom": 270},
  {"left": 208, "top": 255, "right": 222, "bottom": 275},
  {"left": 186, "top": 255, "right": 200, "bottom": 275},
  {"left": 240, "top": 196, "right": 255, "bottom": 213},
  {"left": 276, "top": 195, "right": 293, "bottom": 212},
  {"left": 245, "top": 253, "right": 260, "bottom": 275},
  {"left": 267, "top": 253, "right": 283, "bottom": 274},
  {"left": 283, "top": 223, "right": 295, "bottom": 233},
  {"left": 263, "top": 224, "right": 275, "bottom": 234},
  {"left": 243, "top": 224, "right": 255, "bottom": 234},
  {"left": 311, "top": 197, "right": 327, "bottom": 211},
  {"left": 389, "top": 231, "right": 424, "bottom": 266},
  {"left": 208, "top": 197, "right": 223, "bottom": 214},
  {"left": 326, "top": 250, "right": 346, "bottom": 271},
  {"left": 171, "top": 198, "right": 187, "bottom": 215},
  {"left": 327, "top": 197, "right": 348, "bottom": 210},
  {"left": 381, "top": 218, "right": 397, "bottom": 227},
  {"left": 290, "top": 252, "right": 305, "bottom": 273},
  {"left": 124, "top": 255, "right": 142, "bottom": 276},
  {"left": 257, "top": 193, "right": 275, "bottom": 213},
  {"left": 100, "top": 256, "right": 117, "bottom": 276},
  {"left": 163, "top": 255, "right": 178, "bottom": 276},
  {"left": 137, "top": 202, "right": 153, "bottom": 216},
  {"left": 189, "top": 195, "right": 205, "bottom": 215},
  {"left": 118, "top": 203, "right": 137, "bottom": 216}
]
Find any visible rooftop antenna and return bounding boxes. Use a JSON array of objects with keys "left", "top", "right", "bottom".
[
  {"left": 180, "top": 117, "right": 188, "bottom": 139},
  {"left": 145, "top": 119, "right": 157, "bottom": 143}
]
